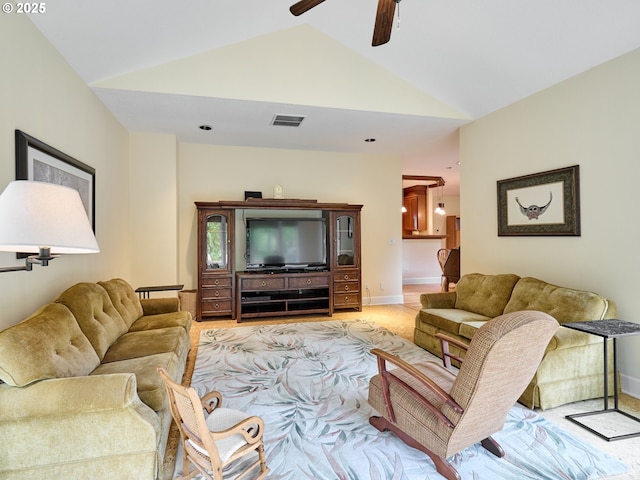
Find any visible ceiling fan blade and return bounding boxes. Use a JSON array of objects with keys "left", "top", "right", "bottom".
[
  {"left": 290, "top": 0, "right": 326, "bottom": 16},
  {"left": 372, "top": 0, "right": 396, "bottom": 46}
]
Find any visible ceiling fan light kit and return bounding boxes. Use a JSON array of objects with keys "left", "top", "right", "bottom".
[{"left": 290, "top": 0, "right": 400, "bottom": 46}]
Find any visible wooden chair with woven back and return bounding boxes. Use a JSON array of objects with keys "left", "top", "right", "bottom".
[
  {"left": 368, "top": 310, "right": 559, "bottom": 480},
  {"left": 157, "top": 368, "right": 269, "bottom": 480}
]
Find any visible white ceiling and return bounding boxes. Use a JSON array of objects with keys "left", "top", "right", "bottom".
[{"left": 27, "top": 0, "right": 640, "bottom": 195}]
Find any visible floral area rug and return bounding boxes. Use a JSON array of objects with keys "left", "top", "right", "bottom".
[{"left": 178, "top": 319, "right": 630, "bottom": 479}]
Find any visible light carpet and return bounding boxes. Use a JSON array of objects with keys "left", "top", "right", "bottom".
[{"left": 175, "top": 320, "right": 630, "bottom": 479}]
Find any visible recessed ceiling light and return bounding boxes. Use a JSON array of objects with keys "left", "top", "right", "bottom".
[
  {"left": 364, "top": 138, "right": 376, "bottom": 142},
  {"left": 199, "top": 125, "right": 213, "bottom": 131}
]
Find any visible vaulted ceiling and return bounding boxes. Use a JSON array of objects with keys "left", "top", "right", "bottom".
[{"left": 26, "top": 0, "right": 640, "bottom": 194}]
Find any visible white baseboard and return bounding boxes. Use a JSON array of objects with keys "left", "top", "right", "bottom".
[
  {"left": 365, "top": 295, "right": 404, "bottom": 306},
  {"left": 621, "top": 373, "right": 640, "bottom": 399},
  {"left": 403, "top": 277, "right": 441, "bottom": 285}
]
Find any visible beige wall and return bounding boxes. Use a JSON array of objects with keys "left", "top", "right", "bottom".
[
  {"left": 460, "top": 48, "right": 640, "bottom": 395},
  {"left": 129, "top": 132, "right": 179, "bottom": 287},
  {"left": 0, "top": 15, "right": 131, "bottom": 330},
  {"left": 176, "top": 143, "right": 404, "bottom": 305}
]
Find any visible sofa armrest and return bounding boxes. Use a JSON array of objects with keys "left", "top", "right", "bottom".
[
  {"left": 546, "top": 326, "right": 603, "bottom": 351},
  {"left": 0, "top": 373, "right": 157, "bottom": 421},
  {"left": 0, "top": 374, "right": 160, "bottom": 473},
  {"left": 141, "top": 297, "right": 180, "bottom": 315},
  {"left": 420, "top": 292, "right": 456, "bottom": 309}
]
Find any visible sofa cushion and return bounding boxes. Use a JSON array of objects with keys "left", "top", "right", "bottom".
[
  {"left": 503, "top": 277, "right": 610, "bottom": 324},
  {"left": 419, "top": 309, "right": 490, "bottom": 335},
  {"left": 140, "top": 297, "right": 181, "bottom": 316},
  {"left": 102, "top": 327, "right": 189, "bottom": 364},
  {"left": 454, "top": 273, "right": 521, "bottom": 318},
  {"left": 55, "top": 283, "right": 128, "bottom": 360},
  {"left": 91, "top": 352, "right": 181, "bottom": 411},
  {"left": 0, "top": 303, "right": 100, "bottom": 386},
  {"left": 98, "top": 278, "right": 144, "bottom": 329},
  {"left": 129, "top": 312, "right": 192, "bottom": 333},
  {"left": 459, "top": 321, "right": 487, "bottom": 340}
]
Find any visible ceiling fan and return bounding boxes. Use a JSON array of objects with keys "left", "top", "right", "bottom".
[{"left": 290, "top": 0, "right": 400, "bottom": 47}]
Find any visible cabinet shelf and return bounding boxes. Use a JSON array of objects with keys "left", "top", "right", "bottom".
[{"left": 236, "top": 272, "right": 332, "bottom": 322}]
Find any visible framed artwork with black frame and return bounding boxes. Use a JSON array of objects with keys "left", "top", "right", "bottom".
[
  {"left": 15, "top": 130, "right": 95, "bottom": 231},
  {"left": 497, "top": 165, "right": 580, "bottom": 236}
]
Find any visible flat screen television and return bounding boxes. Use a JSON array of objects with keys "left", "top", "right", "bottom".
[{"left": 246, "top": 217, "right": 327, "bottom": 269}]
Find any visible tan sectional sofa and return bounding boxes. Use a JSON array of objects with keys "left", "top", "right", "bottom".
[
  {"left": 0, "top": 278, "right": 191, "bottom": 480},
  {"left": 414, "top": 273, "right": 616, "bottom": 410}
]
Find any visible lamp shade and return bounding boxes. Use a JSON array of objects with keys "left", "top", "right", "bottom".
[{"left": 0, "top": 181, "right": 99, "bottom": 254}]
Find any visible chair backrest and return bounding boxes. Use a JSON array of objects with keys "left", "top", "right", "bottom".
[
  {"left": 442, "top": 247, "right": 460, "bottom": 281},
  {"left": 443, "top": 311, "right": 558, "bottom": 453},
  {"left": 437, "top": 249, "right": 450, "bottom": 272},
  {"left": 157, "top": 368, "right": 222, "bottom": 465}
]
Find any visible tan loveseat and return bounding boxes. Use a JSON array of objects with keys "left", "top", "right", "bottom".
[
  {"left": 0, "top": 278, "right": 191, "bottom": 480},
  {"left": 414, "top": 273, "right": 616, "bottom": 410}
]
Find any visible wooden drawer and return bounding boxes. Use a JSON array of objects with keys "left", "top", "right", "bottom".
[
  {"left": 335, "top": 271, "right": 360, "bottom": 282},
  {"left": 289, "top": 275, "right": 329, "bottom": 289},
  {"left": 202, "top": 287, "right": 232, "bottom": 299},
  {"left": 202, "top": 299, "right": 232, "bottom": 314},
  {"left": 241, "top": 277, "right": 286, "bottom": 290},
  {"left": 333, "top": 293, "right": 360, "bottom": 307},
  {"left": 334, "top": 281, "right": 359, "bottom": 293},
  {"left": 202, "top": 276, "right": 232, "bottom": 287}
]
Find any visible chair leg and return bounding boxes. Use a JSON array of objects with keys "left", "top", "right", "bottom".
[
  {"left": 369, "top": 416, "right": 461, "bottom": 480},
  {"left": 481, "top": 436, "right": 505, "bottom": 458},
  {"left": 369, "top": 415, "right": 389, "bottom": 432},
  {"left": 256, "top": 443, "right": 270, "bottom": 480}
]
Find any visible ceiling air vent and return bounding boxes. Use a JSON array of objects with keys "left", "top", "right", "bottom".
[{"left": 271, "top": 114, "right": 306, "bottom": 127}]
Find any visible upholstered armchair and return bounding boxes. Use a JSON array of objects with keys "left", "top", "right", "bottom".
[{"left": 368, "top": 310, "right": 558, "bottom": 480}]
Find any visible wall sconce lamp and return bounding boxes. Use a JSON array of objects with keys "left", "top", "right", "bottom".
[{"left": 0, "top": 181, "right": 99, "bottom": 273}]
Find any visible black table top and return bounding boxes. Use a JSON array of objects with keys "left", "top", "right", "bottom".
[
  {"left": 564, "top": 319, "right": 640, "bottom": 338},
  {"left": 135, "top": 284, "right": 184, "bottom": 293}
]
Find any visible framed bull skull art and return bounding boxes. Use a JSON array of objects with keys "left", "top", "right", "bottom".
[{"left": 497, "top": 165, "right": 580, "bottom": 236}]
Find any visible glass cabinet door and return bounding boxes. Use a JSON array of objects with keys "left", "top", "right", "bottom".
[
  {"left": 206, "top": 213, "right": 229, "bottom": 271},
  {"left": 335, "top": 214, "right": 357, "bottom": 267}
]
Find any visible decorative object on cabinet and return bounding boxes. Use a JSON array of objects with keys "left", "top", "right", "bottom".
[
  {"left": 497, "top": 165, "right": 580, "bottom": 236},
  {"left": 196, "top": 200, "right": 363, "bottom": 321},
  {"left": 244, "top": 190, "right": 262, "bottom": 200}
]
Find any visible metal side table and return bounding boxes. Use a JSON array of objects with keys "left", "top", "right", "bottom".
[{"left": 564, "top": 319, "right": 640, "bottom": 441}]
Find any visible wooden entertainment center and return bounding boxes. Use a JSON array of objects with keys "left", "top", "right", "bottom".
[{"left": 196, "top": 199, "right": 362, "bottom": 322}]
